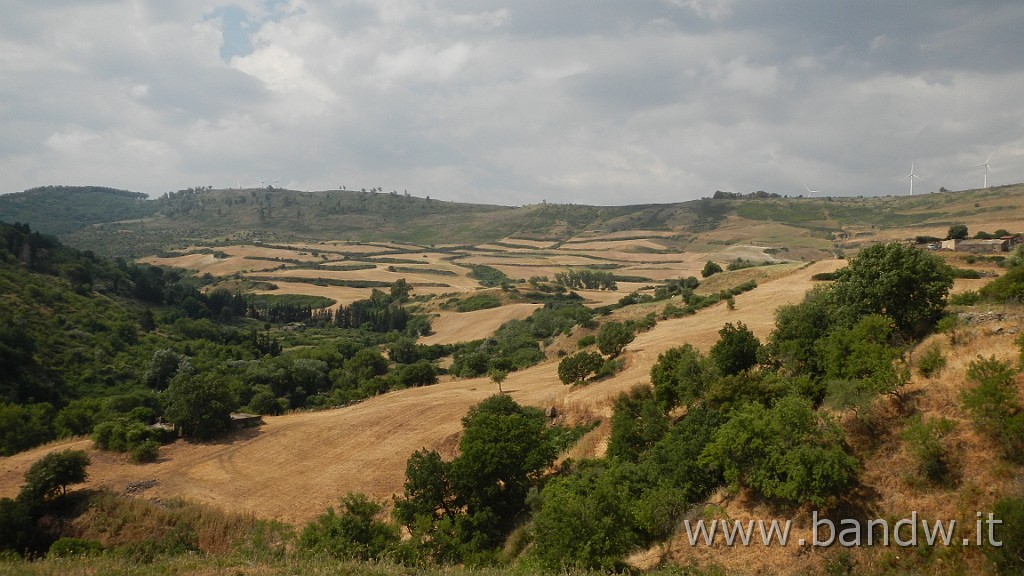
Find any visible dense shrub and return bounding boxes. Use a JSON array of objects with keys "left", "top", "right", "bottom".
[
  {"left": 700, "top": 396, "right": 857, "bottom": 506},
  {"left": 701, "top": 260, "right": 723, "bottom": 278},
  {"left": 901, "top": 416, "right": 956, "bottom": 485},
  {"left": 651, "top": 344, "right": 716, "bottom": 411},
  {"left": 607, "top": 386, "right": 668, "bottom": 462},
  {"left": 532, "top": 463, "right": 640, "bottom": 572},
  {"left": 961, "top": 356, "right": 1024, "bottom": 460},
  {"left": 987, "top": 497, "right": 1024, "bottom": 575},
  {"left": 300, "top": 493, "right": 399, "bottom": 560},
  {"left": 47, "top": 537, "right": 103, "bottom": 558},
  {"left": 916, "top": 342, "right": 947, "bottom": 378}
]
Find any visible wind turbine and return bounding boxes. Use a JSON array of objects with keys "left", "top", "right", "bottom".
[
  {"left": 905, "top": 162, "right": 921, "bottom": 195},
  {"left": 975, "top": 153, "right": 993, "bottom": 188}
]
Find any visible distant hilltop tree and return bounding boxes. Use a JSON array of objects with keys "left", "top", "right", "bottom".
[{"left": 712, "top": 190, "right": 783, "bottom": 200}]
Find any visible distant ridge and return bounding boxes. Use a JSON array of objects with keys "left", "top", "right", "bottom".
[{"left": 2, "top": 183, "right": 1023, "bottom": 258}]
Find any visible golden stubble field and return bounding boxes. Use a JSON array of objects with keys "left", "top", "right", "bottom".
[
  {"left": 0, "top": 258, "right": 846, "bottom": 525},
  {"left": 137, "top": 231, "right": 810, "bottom": 315}
]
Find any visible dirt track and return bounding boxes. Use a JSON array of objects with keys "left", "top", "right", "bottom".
[{"left": 0, "top": 260, "right": 844, "bottom": 525}]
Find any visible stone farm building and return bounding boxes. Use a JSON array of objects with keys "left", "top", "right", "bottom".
[{"left": 941, "top": 236, "right": 1022, "bottom": 253}]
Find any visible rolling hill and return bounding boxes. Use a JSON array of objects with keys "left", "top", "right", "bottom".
[
  {"left": 3, "top": 183, "right": 1023, "bottom": 259},
  {"left": 2, "top": 182, "right": 1024, "bottom": 575}
]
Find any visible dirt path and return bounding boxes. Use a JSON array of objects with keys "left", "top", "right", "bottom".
[{"left": 0, "top": 260, "right": 844, "bottom": 525}]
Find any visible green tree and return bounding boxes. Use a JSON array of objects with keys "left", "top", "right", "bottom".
[
  {"left": 448, "top": 396, "right": 556, "bottom": 545},
  {"left": 387, "top": 336, "right": 418, "bottom": 364},
  {"left": 394, "top": 396, "right": 556, "bottom": 558},
  {"left": 596, "top": 321, "right": 635, "bottom": 357},
  {"left": 828, "top": 242, "right": 953, "bottom": 336},
  {"left": 143, "top": 348, "right": 186, "bottom": 390},
  {"left": 392, "top": 449, "right": 456, "bottom": 535},
  {"left": 398, "top": 360, "right": 438, "bottom": 387},
  {"left": 765, "top": 287, "right": 834, "bottom": 378},
  {"left": 947, "top": 224, "right": 968, "bottom": 240},
  {"left": 709, "top": 321, "right": 761, "bottom": 376},
  {"left": 607, "top": 386, "right": 668, "bottom": 462},
  {"left": 390, "top": 278, "right": 412, "bottom": 302},
  {"left": 488, "top": 369, "right": 508, "bottom": 394},
  {"left": 820, "top": 314, "right": 903, "bottom": 398},
  {"left": 532, "top": 463, "right": 641, "bottom": 572},
  {"left": 701, "top": 260, "right": 723, "bottom": 278},
  {"left": 650, "top": 344, "right": 716, "bottom": 411},
  {"left": 557, "top": 351, "right": 604, "bottom": 385},
  {"left": 18, "top": 449, "right": 90, "bottom": 503},
  {"left": 162, "top": 371, "right": 234, "bottom": 441}
]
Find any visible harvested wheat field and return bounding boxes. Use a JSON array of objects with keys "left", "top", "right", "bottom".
[
  {"left": 559, "top": 238, "right": 674, "bottom": 252},
  {"left": 420, "top": 303, "right": 545, "bottom": 345},
  {"left": 0, "top": 259, "right": 845, "bottom": 526}
]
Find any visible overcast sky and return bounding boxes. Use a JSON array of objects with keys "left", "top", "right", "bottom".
[{"left": 2, "top": 0, "right": 1023, "bottom": 205}]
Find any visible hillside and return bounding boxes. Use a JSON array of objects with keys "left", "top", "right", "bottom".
[
  {"left": 0, "top": 260, "right": 840, "bottom": 521},
  {"left": 2, "top": 186, "right": 1024, "bottom": 575},
  {"left": 3, "top": 183, "right": 1024, "bottom": 259}
]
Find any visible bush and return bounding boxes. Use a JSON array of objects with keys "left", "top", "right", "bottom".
[
  {"left": 129, "top": 439, "right": 161, "bottom": 463},
  {"left": 48, "top": 537, "right": 103, "bottom": 558},
  {"left": 701, "top": 260, "right": 723, "bottom": 278},
  {"left": 607, "top": 386, "right": 668, "bottom": 462},
  {"left": 901, "top": 416, "right": 955, "bottom": 484},
  {"left": 949, "top": 290, "right": 981, "bottom": 305},
  {"left": 651, "top": 344, "right": 716, "bottom": 411},
  {"left": 700, "top": 396, "right": 857, "bottom": 506},
  {"left": 93, "top": 418, "right": 164, "bottom": 456},
  {"left": 987, "top": 497, "right": 1024, "bottom": 574},
  {"left": 594, "top": 357, "right": 624, "bottom": 380},
  {"left": 300, "top": 493, "right": 399, "bottom": 561},
  {"left": 961, "top": 356, "right": 1024, "bottom": 460},
  {"left": 577, "top": 334, "right": 596, "bottom": 348},
  {"left": 916, "top": 342, "right": 946, "bottom": 378},
  {"left": 532, "top": 463, "right": 640, "bottom": 572}
]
